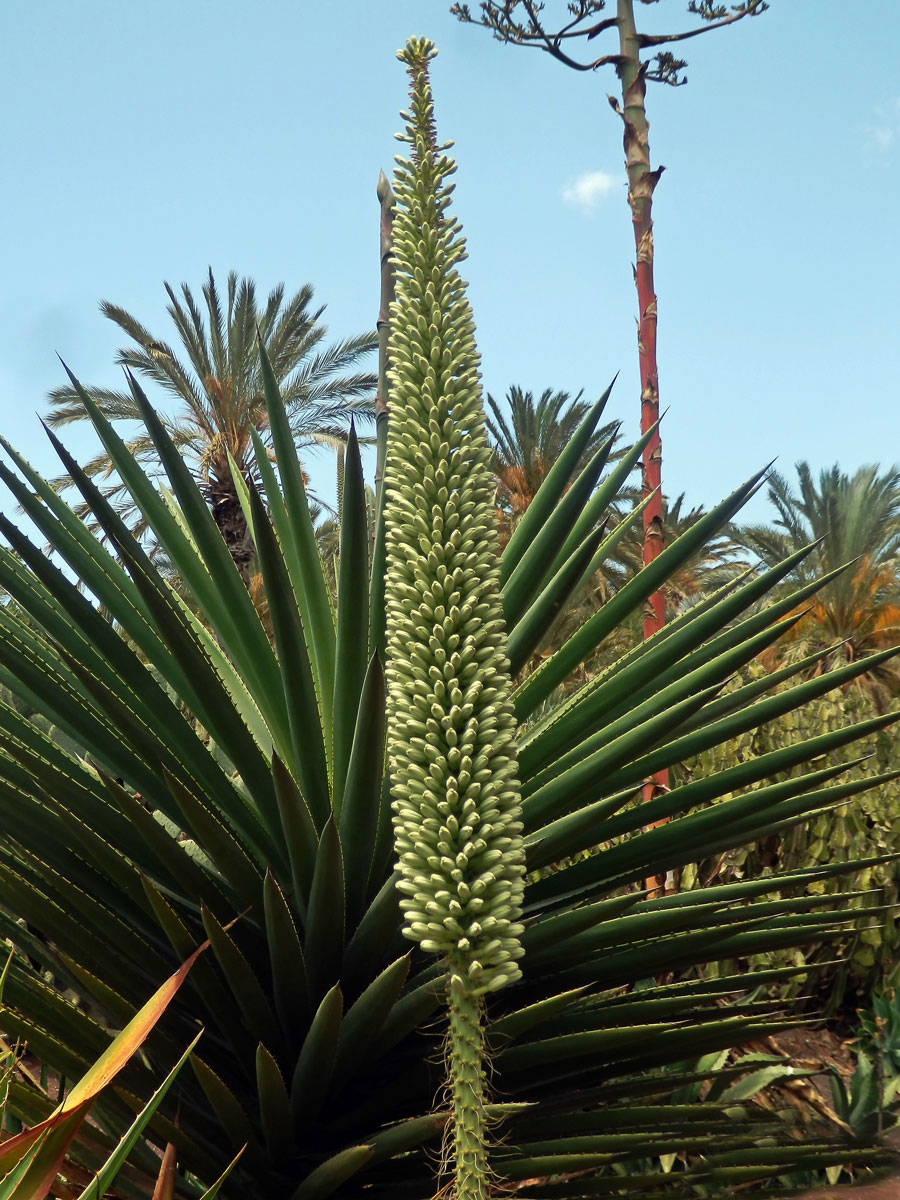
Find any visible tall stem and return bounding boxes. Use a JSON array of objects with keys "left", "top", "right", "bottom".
[
  {"left": 616, "top": 0, "right": 670, "bottom": 885},
  {"left": 374, "top": 170, "right": 395, "bottom": 505},
  {"left": 616, "top": 0, "right": 664, "bottom": 640},
  {"left": 447, "top": 966, "right": 488, "bottom": 1200},
  {"left": 369, "top": 171, "right": 395, "bottom": 660}
]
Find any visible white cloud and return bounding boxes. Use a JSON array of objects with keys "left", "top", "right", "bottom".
[
  {"left": 864, "top": 97, "right": 900, "bottom": 156},
  {"left": 561, "top": 169, "right": 620, "bottom": 213}
]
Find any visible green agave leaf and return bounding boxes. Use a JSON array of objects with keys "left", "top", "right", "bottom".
[
  {"left": 366, "top": 971, "right": 446, "bottom": 1064},
  {"left": 0, "top": 443, "right": 211, "bottom": 728},
  {"left": 502, "top": 421, "right": 619, "bottom": 626},
  {"left": 506, "top": 519, "right": 615, "bottom": 676},
  {"left": 339, "top": 654, "right": 388, "bottom": 926},
  {"left": 271, "top": 753, "right": 318, "bottom": 919},
  {"left": 44, "top": 420, "right": 280, "bottom": 795},
  {"left": 521, "top": 606, "right": 804, "bottom": 791},
  {"left": 38, "top": 805, "right": 146, "bottom": 918},
  {"left": 225, "top": 449, "right": 256, "bottom": 547},
  {"left": 288, "top": 1145, "right": 374, "bottom": 1200},
  {"left": 519, "top": 892, "right": 641, "bottom": 957},
  {"left": 525, "top": 886, "right": 871, "bottom": 975},
  {"left": 291, "top": 984, "right": 343, "bottom": 1131},
  {"left": 341, "top": 873, "right": 404, "bottom": 1000},
  {"left": 40, "top": 421, "right": 280, "bottom": 792},
  {"left": 1, "top": 841, "right": 170, "bottom": 988},
  {"left": 514, "top": 466, "right": 769, "bottom": 716},
  {"left": 246, "top": 481, "right": 331, "bottom": 827},
  {"left": 1, "top": 961, "right": 116, "bottom": 1063},
  {"left": 196, "top": 1146, "right": 246, "bottom": 1200},
  {"left": 500, "top": 380, "right": 616, "bottom": 584},
  {"left": 599, "top": 708, "right": 899, "bottom": 838},
  {"left": 263, "top": 871, "right": 311, "bottom": 1045},
  {"left": 106, "top": 777, "right": 231, "bottom": 918},
  {"left": 523, "top": 683, "right": 721, "bottom": 827},
  {"left": 123, "top": 372, "right": 292, "bottom": 743},
  {"left": 528, "top": 758, "right": 868, "bottom": 885},
  {"left": 0, "top": 863, "right": 156, "bottom": 1005},
  {"left": 331, "top": 955, "right": 410, "bottom": 1093},
  {"left": 141, "top": 878, "right": 254, "bottom": 1076},
  {"left": 256, "top": 1043, "right": 294, "bottom": 1166},
  {"left": 488, "top": 987, "right": 589, "bottom": 1047},
  {"left": 718, "top": 1062, "right": 817, "bottom": 1103},
  {"left": 602, "top": 643, "right": 900, "bottom": 794},
  {"left": 200, "top": 907, "right": 287, "bottom": 1065},
  {"left": 54, "top": 365, "right": 292, "bottom": 764},
  {"left": 190, "top": 1055, "right": 264, "bottom": 1164},
  {"left": 0, "top": 606, "right": 163, "bottom": 808},
  {"left": 165, "top": 771, "right": 263, "bottom": 912},
  {"left": 304, "top": 818, "right": 345, "bottom": 1003},
  {"left": 524, "top": 541, "right": 839, "bottom": 773},
  {"left": 365, "top": 1113, "right": 447, "bottom": 1167},
  {"left": 256, "top": 343, "right": 337, "bottom": 742}
]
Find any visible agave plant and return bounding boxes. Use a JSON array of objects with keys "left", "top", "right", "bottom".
[{"left": 0, "top": 36, "right": 896, "bottom": 1200}]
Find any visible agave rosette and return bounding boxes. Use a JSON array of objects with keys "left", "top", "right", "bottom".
[{"left": 0, "top": 37, "right": 895, "bottom": 1200}]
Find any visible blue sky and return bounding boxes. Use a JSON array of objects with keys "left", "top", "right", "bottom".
[{"left": 1, "top": 0, "right": 898, "bottom": 524}]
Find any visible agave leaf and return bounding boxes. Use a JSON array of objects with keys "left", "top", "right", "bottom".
[
  {"left": 331, "top": 955, "right": 410, "bottom": 1092},
  {"left": 196, "top": 1146, "right": 246, "bottom": 1200},
  {"left": 339, "top": 654, "right": 387, "bottom": 925},
  {"left": 291, "top": 984, "right": 343, "bottom": 1131},
  {"left": 191, "top": 1055, "right": 265, "bottom": 1163},
  {"left": 121, "top": 372, "right": 290, "bottom": 739},
  {"left": 165, "top": 771, "right": 264, "bottom": 911},
  {"left": 105, "top": 777, "right": 231, "bottom": 917},
  {"left": 341, "top": 873, "right": 404, "bottom": 999},
  {"left": 304, "top": 818, "right": 345, "bottom": 1003},
  {"left": 246, "top": 482, "right": 331, "bottom": 826},
  {"left": 263, "top": 871, "right": 311, "bottom": 1041},
  {"left": 288, "top": 1145, "right": 374, "bottom": 1200},
  {"left": 520, "top": 606, "right": 804, "bottom": 783},
  {"left": 502, "top": 421, "right": 619, "bottom": 625},
  {"left": 0, "top": 1105, "right": 93, "bottom": 1200},
  {"left": 514, "top": 468, "right": 769, "bottom": 716},
  {"left": 200, "top": 907, "right": 287, "bottom": 1064},
  {"left": 600, "top": 709, "right": 899, "bottom": 830},
  {"left": 270, "top": 753, "right": 319, "bottom": 918},
  {"left": 256, "top": 1043, "right": 294, "bottom": 1165},
  {"left": 256, "top": 343, "right": 337, "bottom": 738},
  {"left": 506, "top": 522, "right": 610, "bottom": 675},
  {"left": 528, "top": 540, "right": 834, "bottom": 761},
  {"left": 500, "top": 379, "right": 616, "bottom": 583},
  {"left": 523, "top": 683, "right": 721, "bottom": 827}
]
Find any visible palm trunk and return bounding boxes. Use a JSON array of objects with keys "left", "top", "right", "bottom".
[
  {"left": 616, "top": 0, "right": 669, "bottom": 887},
  {"left": 209, "top": 481, "right": 254, "bottom": 582}
]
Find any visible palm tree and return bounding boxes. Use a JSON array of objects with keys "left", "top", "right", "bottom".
[
  {"left": 736, "top": 462, "right": 900, "bottom": 704},
  {"left": 46, "top": 269, "right": 377, "bottom": 575}
]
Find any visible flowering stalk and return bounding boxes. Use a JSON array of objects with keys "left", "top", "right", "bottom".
[{"left": 383, "top": 37, "right": 525, "bottom": 1200}]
